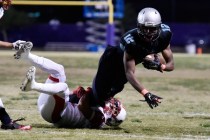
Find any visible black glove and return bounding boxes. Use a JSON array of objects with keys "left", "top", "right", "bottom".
[
  {"left": 144, "top": 92, "right": 163, "bottom": 109},
  {"left": 142, "top": 54, "right": 162, "bottom": 72}
]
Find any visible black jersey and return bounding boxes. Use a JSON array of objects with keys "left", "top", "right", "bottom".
[
  {"left": 91, "top": 24, "right": 172, "bottom": 106},
  {"left": 120, "top": 24, "right": 172, "bottom": 64}
]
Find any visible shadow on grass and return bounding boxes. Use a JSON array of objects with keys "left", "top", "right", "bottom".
[
  {"left": 31, "top": 123, "right": 55, "bottom": 129},
  {"left": 31, "top": 123, "right": 125, "bottom": 130}
]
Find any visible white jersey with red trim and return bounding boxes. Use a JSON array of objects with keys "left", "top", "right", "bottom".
[
  {"left": 27, "top": 54, "right": 104, "bottom": 128},
  {"left": 38, "top": 93, "right": 91, "bottom": 128},
  {"left": 54, "top": 102, "right": 91, "bottom": 128}
]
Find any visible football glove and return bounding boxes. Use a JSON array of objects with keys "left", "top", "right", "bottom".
[
  {"left": 144, "top": 92, "right": 162, "bottom": 109},
  {"left": 12, "top": 40, "right": 26, "bottom": 50},
  {"left": 142, "top": 54, "right": 162, "bottom": 72}
]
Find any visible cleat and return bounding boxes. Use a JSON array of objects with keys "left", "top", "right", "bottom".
[
  {"left": 20, "top": 66, "right": 36, "bottom": 92},
  {"left": 72, "top": 86, "right": 87, "bottom": 98},
  {"left": 14, "top": 41, "right": 33, "bottom": 59},
  {"left": 1, "top": 117, "right": 32, "bottom": 130}
]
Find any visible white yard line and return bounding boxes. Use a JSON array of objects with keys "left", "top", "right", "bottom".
[{"left": 78, "top": 131, "right": 210, "bottom": 140}]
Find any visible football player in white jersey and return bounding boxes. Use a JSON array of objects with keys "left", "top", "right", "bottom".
[
  {"left": 0, "top": 0, "right": 32, "bottom": 130},
  {"left": 15, "top": 42, "right": 126, "bottom": 128},
  {"left": 0, "top": 0, "right": 27, "bottom": 49}
]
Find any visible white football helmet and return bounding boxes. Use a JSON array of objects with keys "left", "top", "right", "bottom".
[
  {"left": 137, "top": 7, "right": 162, "bottom": 41},
  {"left": 102, "top": 98, "right": 126, "bottom": 127}
]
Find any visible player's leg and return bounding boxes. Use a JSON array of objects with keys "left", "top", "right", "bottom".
[
  {"left": 17, "top": 42, "right": 72, "bottom": 123},
  {"left": 91, "top": 46, "right": 126, "bottom": 107},
  {"left": 21, "top": 66, "right": 69, "bottom": 123},
  {"left": 0, "top": 98, "right": 31, "bottom": 130},
  {"left": 16, "top": 42, "right": 71, "bottom": 123},
  {"left": 14, "top": 41, "right": 66, "bottom": 83},
  {"left": 0, "top": 98, "right": 12, "bottom": 128},
  {"left": 27, "top": 53, "right": 66, "bottom": 83},
  {"left": 91, "top": 46, "right": 118, "bottom": 107},
  {"left": 17, "top": 42, "right": 70, "bottom": 115},
  {"left": 21, "top": 66, "right": 69, "bottom": 95},
  {"left": 37, "top": 93, "right": 66, "bottom": 123}
]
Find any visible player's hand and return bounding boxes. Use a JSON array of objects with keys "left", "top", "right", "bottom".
[
  {"left": 143, "top": 92, "right": 162, "bottom": 109},
  {"left": 142, "top": 54, "right": 163, "bottom": 72},
  {"left": 89, "top": 110, "right": 105, "bottom": 128},
  {"left": 12, "top": 40, "right": 26, "bottom": 50}
]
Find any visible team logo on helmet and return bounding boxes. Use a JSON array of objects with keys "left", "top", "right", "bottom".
[{"left": 103, "top": 98, "right": 126, "bottom": 127}]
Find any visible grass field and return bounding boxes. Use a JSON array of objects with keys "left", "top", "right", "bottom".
[{"left": 0, "top": 50, "right": 210, "bottom": 140}]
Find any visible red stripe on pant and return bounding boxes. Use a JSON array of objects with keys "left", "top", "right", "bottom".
[
  {"left": 48, "top": 75, "right": 65, "bottom": 123},
  {"left": 49, "top": 75, "right": 59, "bottom": 83},
  {"left": 52, "top": 95, "right": 65, "bottom": 123}
]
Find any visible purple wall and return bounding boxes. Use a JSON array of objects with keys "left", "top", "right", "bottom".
[
  {"left": 169, "top": 23, "right": 210, "bottom": 47},
  {"left": 5, "top": 23, "right": 210, "bottom": 49},
  {"left": 7, "top": 23, "right": 88, "bottom": 48}
]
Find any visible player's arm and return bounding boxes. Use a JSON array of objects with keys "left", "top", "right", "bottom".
[
  {"left": 0, "top": 41, "right": 13, "bottom": 48},
  {"left": 78, "top": 94, "right": 104, "bottom": 128},
  {"left": 0, "top": 40, "right": 27, "bottom": 49},
  {"left": 124, "top": 52, "right": 162, "bottom": 109},
  {"left": 123, "top": 51, "right": 148, "bottom": 96},
  {"left": 161, "top": 44, "right": 174, "bottom": 71}
]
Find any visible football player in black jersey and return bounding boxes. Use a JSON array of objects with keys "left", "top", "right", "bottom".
[{"left": 89, "top": 7, "right": 174, "bottom": 109}]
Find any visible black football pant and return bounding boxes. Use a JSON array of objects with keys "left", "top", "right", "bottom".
[{"left": 91, "top": 46, "right": 127, "bottom": 107}]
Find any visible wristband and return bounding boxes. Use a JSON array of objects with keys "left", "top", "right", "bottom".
[
  {"left": 141, "top": 89, "right": 148, "bottom": 96},
  {"left": 12, "top": 42, "right": 16, "bottom": 48}
]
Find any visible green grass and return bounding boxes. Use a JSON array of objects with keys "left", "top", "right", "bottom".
[{"left": 0, "top": 51, "right": 210, "bottom": 139}]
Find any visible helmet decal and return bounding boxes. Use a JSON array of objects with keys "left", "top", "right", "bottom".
[{"left": 103, "top": 98, "right": 126, "bottom": 127}]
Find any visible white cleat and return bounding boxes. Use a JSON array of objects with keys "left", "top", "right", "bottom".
[
  {"left": 14, "top": 41, "right": 33, "bottom": 59},
  {"left": 20, "top": 66, "right": 36, "bottom": 92}
]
